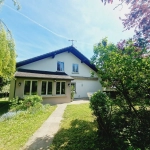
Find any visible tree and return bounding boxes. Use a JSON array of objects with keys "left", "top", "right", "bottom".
[
  {"left": 0, "top": 0, "right": 20, "bottom": 10},
  {"left": 102, "top": 0, "right": 150, "bottom": 45},
  {"left": 90, "top": 38, "right": 150, "bottom": 149},
  {"left": 92, "top": 38, "right": 150, "bottom": 109},
  {"left": 0, "top": 0, "right": 18, "bottom": 91},
  {"left": 0, "top": 23, "right": 16, "bottom": 90}
]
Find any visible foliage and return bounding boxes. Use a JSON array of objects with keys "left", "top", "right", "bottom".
[
  {"left": 90, "top": 91, "right": 150, "bottom": 149},
  {"left": 1, "top": 84, "right": 10, "bottom": 93},
  {"left": 22, "top": 95, "right": 42, "bottom": 108},
  {"left": 0, "top": 104, "right": 56, "bottom": 150},
  {"left": 50, "top": 103, "right": 100, "bottom": 150},
  {"left": 9, "top": 97, "right": 21, "bottom": 111},
  {"left": 0, "top": 0, "right": 20, "bottom": 9},
  {"left": 0, "top": 24, "right": 16, "bottom": 91},
  {"left": 0, "top": 99, "right": 10, "bottom": 116},
  {"left": 10, "top": 95, "right": 43, "bottom": 111},
  {"left": 71, "top": 85, "right": 75, "bottom": 100},
  {"left": 102, "top": 0, "right": 150, "bottom": 46},
  {"left": 0, "top": 0, "right": 18, "bottom": 91},
  {"left": 90, "top": 38, "right": 150, "bottom": 149},
  {"left": 101, "top": 0, "right": 150, "bottom": 46},
  {"left": 1, "top": 84, "right": 10, "bottom": 98},
  {"left": 91, "top": 38, "right": 150, "bottom": 108},
  {"left": 90, "top": 91, "right": 113, "bottom": 136}
]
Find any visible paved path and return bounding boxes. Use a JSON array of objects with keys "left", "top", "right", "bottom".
[{"left": 22, "top": 100, "right": 89, "bottom": 150}]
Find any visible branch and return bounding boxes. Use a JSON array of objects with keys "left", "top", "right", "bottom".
[
  {"left": 0, "top": 19, "right": 13, "bottom": 39},
  {"left": 113, "top": 0, "right": 125, "bottom": 10}
]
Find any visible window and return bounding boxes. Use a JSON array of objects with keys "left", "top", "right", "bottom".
[
  {"left": 71, "top": 83, "right": 76, "bottom": 92},
  {"left": 47, "top": 82, "right": 52, "bottom": 94},
  {"left": 41, "top": 81, "right": 46, "bottom": 95},
  {"left": 24, "top": 81, "right": 37, "bottom": 95},
  {"left": 57, "top": 61, "right": 64, "bottom": 71},
  {"left": 56, "top": 82, "right": 65, "bottom": 95},
  {"left": 24, "top": 81, "right": 30, "bottom": 95},
  {"left": 41, "top": 81, "right": 52, "bottom": 95},
  {"left": 32, "top": 81, "right": 38, "bottom": 95},
  {"left": 72, "top": 64, "right": 78, "bottom": 73}
]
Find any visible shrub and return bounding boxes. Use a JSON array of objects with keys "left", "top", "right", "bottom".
[
  {"left": 27, "top": 102, "right": 44, "bottom": 114},
  {"left": 71, "top": 85, "right": 75, "bottom": 100},
  {"left": 10, "top": 97, "right": 23, "bottom": 111},
  {"left": 90, "top": 91, "right": 150, "bottom": 149},
  {"left": 22, "top": 95, "right": 42, "bottom": 109},
  {"left": 10, "top": 95, "right": 43, "bottom": 111},
  {"left": 90, "top": 91, "right": 112, "bottom": 135}
]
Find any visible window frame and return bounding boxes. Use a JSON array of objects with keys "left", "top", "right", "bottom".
[
  {"left": 72, "top": 63, "right": 79, "bottom": 73},
  {"left": 57, "top": 61, "right": 64, "bottom": 72},
  {"left": 56, "top": 81, "right": 66, "bottom": 95},
  {"left": 24, "top": 80, "right": 38, "bottom": 96},
  {"left": 41, "top": 80, "right": 53, "bottom": 96}
]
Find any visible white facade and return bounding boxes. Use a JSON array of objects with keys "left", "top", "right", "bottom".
[
  {"left": 18, "top": 51, "right": 102, "bottom": 98},
  {"left": 72, "top": 79, "right": 101, "bottom": 98}
]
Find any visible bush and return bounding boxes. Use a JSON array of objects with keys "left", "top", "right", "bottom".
[
  {"left": 71, "top": 85, "right": 75, "bottom": 100},
  {"left": 22, "top": 95, "right": 42, "bottom": 109},
  {"left": 90, "top": 91, "right": 112, "bottom": 135},
  {"left": 10, "top": 97, "right": 23, "bottom": 111},
  {"left": 10, "top": 95, "right": 43, "bottom": 111},
  {"left": 90, "top": 91, "right": 150, "bottom": 149}
]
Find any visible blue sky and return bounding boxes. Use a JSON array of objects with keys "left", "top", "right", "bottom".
[{"left": 0, "top": 0, "right": 134, "bottom": 62}]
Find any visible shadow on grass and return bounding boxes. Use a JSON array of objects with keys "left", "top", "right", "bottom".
[
  {"left": 0, "top": 100, "right": 10, "bottom": 116},
  {"left": 50, "top": 119, "right": 100, "bottom": 150},
  {"left": 22, "top": 135, "right": 54, "bottom": 150}
]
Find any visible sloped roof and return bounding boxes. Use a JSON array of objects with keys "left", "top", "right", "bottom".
[
  {"left": 15, "top": 69, "right": 74, "bottom": 80},
  {"left": 17, "top": 46, "right": 97, "bottom": 72},
  {"left": 17, "top": 68, "right": 68, "bottom": 75}
]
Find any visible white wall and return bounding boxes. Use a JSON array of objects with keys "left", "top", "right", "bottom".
[
  {"left": 72, "top": 79, "right": 101, "bottom": 98},
  {"left": 18, "top": 52, "right": 97, "bottom": 77},
  {"left": 18, "top": 52, "right": 102, "bottom": 98}
]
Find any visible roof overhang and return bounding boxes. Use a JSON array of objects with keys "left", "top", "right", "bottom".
[
  {"left": 16, "top": 46, "right": 98, "bottom": 72},
  {"left": 15, "top": 72, "right": 74, "bottom": 80}
]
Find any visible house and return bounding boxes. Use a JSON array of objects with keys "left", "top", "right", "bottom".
[{"left": 9, "top": 46, "right": 102, "bottom": 104}]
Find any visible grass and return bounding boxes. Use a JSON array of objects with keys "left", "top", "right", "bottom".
[
  {"left": 0, "top": 98, "right": 10, "bottom": 116},
  {"left": 0, "top": 97, "right": 9, "bottom": 101},
  {"left": 50, "top": 103, "right": 100, "bottom": 150},
  {"left": 0, "top": 104, "right": 57, "bottom": 150}
]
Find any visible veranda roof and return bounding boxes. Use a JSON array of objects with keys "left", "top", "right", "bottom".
[{"left": 15, "top": 71, "right": 74, "bottom": 80}]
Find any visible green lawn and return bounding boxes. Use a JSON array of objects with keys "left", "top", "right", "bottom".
[
  {"left": 50, "top": 103, "right": 100, "bottom": 150},
  {"left": 0, "top": 98, "right": 10, "bottom": 116},
  {"left": 0, "top": 97, "right": 9, "bottom": 101},
  {"left": 0, "top": 105, "right": 57, "bottom": 150}
]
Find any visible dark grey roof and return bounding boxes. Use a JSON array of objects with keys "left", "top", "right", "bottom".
[
  {"left": 15, "top": 70, "right": 74, "bottom": 80},
  {"left": 16, "top": 46, "right": 97, "bottom": 72},
  {"left": 17, "top": 68, "right": 68, "bottom": 75}
]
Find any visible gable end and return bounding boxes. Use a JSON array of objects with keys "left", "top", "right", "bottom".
[{"left": 17, "top": 46, "right": 98, "bottom": 72}]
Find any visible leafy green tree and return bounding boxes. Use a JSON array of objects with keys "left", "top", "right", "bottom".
[
  {"left": 0, "top": 0, "right": 18, "bottom": 91},
  {"left": 91, "top": 38, "right": 150, "bottom": 111},
  {"left": 0, "top": 24, "right": 16, "bottom": 90},
  {"left": 90, "top": 38, "right": 150, "bottom": 149}
]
